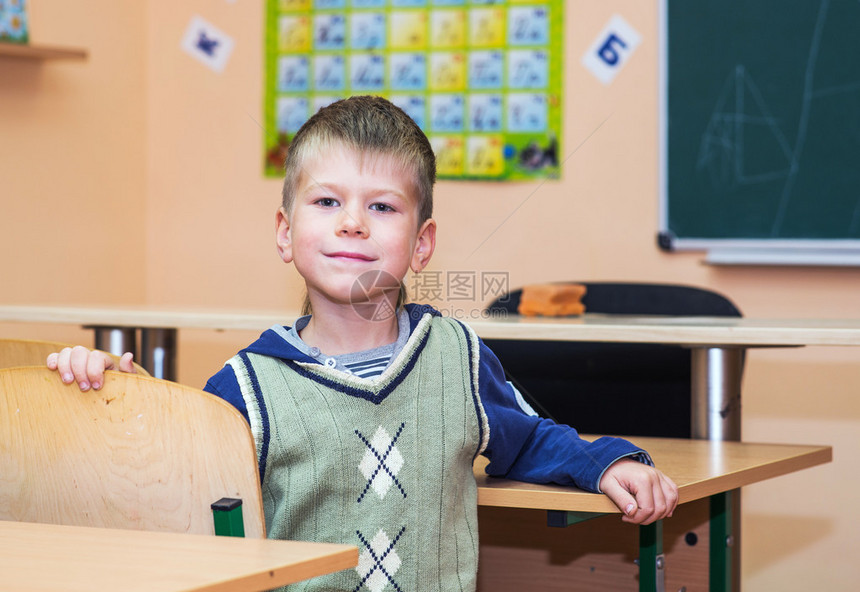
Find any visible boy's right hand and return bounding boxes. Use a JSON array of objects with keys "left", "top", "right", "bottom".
[{"left": 46, "top": 346, "right": 137, "bottom": 392}]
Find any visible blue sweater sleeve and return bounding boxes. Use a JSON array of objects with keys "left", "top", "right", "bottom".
[
  {"left": 478, "top": 339, "right": 652, "bottom": 493},
  {"left": 204, "top": 364, "right": 251, "bottom": 425}
]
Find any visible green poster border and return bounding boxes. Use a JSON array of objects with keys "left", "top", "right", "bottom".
[{"left": 263, "top": 0, "right": 563, "bottom": 182}]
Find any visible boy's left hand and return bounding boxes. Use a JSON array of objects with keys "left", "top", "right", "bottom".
[{"left": 599, "top": 459, "right": 679, "bottom": 525}]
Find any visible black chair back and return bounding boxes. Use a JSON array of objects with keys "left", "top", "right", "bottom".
[{"left": 484, "top": 282, "right": 743, "bottom": 438}]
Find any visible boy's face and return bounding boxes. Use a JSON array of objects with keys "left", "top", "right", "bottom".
[{"left": 276, "top": 146, "right": 435, "bottom": 310}]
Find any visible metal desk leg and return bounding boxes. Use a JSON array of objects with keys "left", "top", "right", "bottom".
[
  {"left": 549, "top": 513, "right": 670, "bottom": 592},
  {"left": 140, "top": 328, "right": 177, "bottom": 381},
  {"left": 690, "top": 347, "right": 744, "bottom": 591},
  {"left": 639, "top": 520, "right": 665, "bottom": 592},
  {"left": 88, "top": 326, "right": 137, "bottom": 359},
  {"left": 211, "top": 497, "right": 245, "bottom": 537},
  {"left": 710, "top": 491, "right": 734, "bottom": 592},
  {"left": 690, "top": 347, "right": 744, "bottom": 442}
]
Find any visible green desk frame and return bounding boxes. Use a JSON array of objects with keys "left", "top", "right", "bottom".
[
  {"left": 211, "top": 497, "right": 246, "bottom": 538},
  {"left": 548, "top": 490, "right": 735, "bottom": 592}
]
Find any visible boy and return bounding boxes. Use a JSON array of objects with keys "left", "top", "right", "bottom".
[{"left": 49, "top": 96, "right": 677, "bottom": 592}]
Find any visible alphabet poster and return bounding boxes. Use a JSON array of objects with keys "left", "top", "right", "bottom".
[{"left": 263, "top": 0, "right": 563, "bottom": 181}]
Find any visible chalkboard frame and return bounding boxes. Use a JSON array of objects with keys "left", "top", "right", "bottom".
[{"left": 657, "top": 0, "right": 860, "bottom": 266}]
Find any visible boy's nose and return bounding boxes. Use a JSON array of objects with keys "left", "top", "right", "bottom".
[{"left": 335, "top": 207, "right": 368, "bottom": 237}]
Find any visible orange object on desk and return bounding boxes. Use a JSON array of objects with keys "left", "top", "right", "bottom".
[{"left": 518, "top": 283, "right": 586, "bottom": 317}]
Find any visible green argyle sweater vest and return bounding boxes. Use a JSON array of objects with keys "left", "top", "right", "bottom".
[{"left": 228, "top": 313, "right": 490, "bottom": 592}]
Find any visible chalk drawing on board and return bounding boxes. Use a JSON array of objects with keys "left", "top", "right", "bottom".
[
  {"left": 693, "top": 0, "right": 860, "bottom": 239},
  {"left": 769, "top": 0, "right": 828, "bottom": 237},
  {"left": 660, "top": 0, "right": 860, "bottom": 262},
  {"left": 696, "top": 64, "right": 793, "bottom": 189}
]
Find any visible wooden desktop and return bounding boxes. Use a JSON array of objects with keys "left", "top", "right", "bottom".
[
  {"left": 474, "top": 436, "right": 831, "bottom": 592},
  {"left": 0, "top": 520, "right": 357, "bottom": 592}
]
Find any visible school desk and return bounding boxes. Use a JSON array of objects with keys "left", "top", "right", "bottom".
[
  {"left": 0, "top": 520, "right": 357, "bottom": 592},
  {"left": 0, "top": 305, "right": 845, "bottom": 589},
  {"left": 475, "top": 436, "right": 831, "bottom": 592}
]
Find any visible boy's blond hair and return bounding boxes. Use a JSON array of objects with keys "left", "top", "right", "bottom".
[{"left": 281, "top": 95, "right": 436, "bottom": 225}]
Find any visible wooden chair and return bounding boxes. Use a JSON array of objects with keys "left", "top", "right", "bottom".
[
  {"left": 0, "top": 367, "right": 265, "bottom": 538},
  {"left": 0, "top": 337, "right": 151, "bottom": 376}
]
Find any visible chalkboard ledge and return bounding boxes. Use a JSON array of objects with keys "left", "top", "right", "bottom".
[{"left": 705, "top": 246, "right": 860, "bottom": 267}]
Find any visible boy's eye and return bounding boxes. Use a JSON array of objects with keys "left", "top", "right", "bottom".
[
  {"left": 370, "top": 203, "right": 394, "bottom": 213},
  {"left": 315, "top": 197, "right": 339, "bottom": 207}
]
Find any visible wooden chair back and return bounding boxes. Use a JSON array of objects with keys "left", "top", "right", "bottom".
[
  {"left": 0, "top": 367, "right": 265, "bottom": 538},
  {"left": 0, "top": 337, "right": 151, "bottom": 376}
]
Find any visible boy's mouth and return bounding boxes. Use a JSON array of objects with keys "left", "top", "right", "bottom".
[{"left": 326, "top": 251, "right": 376, "bottom": 262}]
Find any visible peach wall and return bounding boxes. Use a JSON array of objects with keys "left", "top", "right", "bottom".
[
  {"left": 2, "top": 1, "right": 860, "bottom": 589},
  {"left": 0, "top": 0, "right": 147, "bottom": 308}
]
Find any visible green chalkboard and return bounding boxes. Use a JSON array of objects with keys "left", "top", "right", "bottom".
[{"left": 659, "top": 0, "right": 860, "bottom": 252}]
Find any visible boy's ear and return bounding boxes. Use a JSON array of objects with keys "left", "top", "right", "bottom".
[
  {"left": 275, "top": 207, "right": 293, "bottom": 263},
  {"left": 411, "top": 218, "right": 437, "bottom": 273}
]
